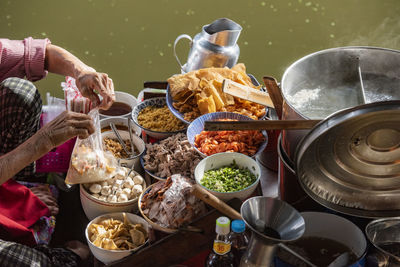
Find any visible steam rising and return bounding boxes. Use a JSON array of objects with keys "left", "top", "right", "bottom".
[{"left": 334, "top": 17, "right": 400, "bottom": 50}]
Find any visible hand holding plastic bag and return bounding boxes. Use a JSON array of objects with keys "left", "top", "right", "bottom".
[{"left": 65, "top": 109, "right": 117, "bottom": 184}]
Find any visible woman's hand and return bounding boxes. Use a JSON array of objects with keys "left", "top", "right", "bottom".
[
  {"left": 44, "top": 44, "right": 115, "bottom": 110},
  {"left": 30, "top": 185, "right": 59, "bottom": 216},
  {"left": 38, "top": 111, "right": 95, "bottom": 150},
  {"left": 75, "top": 70, "right": 115, "bottom": 110}
]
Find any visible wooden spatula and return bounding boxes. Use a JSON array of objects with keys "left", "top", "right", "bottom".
[{"left": 222, "top": 79, "right": 275, "bottom": 108}]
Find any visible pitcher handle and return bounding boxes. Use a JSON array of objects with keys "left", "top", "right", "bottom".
[{"left": 174, "top": 34, "right": 192, "bottom": 73}]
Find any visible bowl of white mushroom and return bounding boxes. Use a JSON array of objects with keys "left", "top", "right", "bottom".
[{"left": 80, "top": 166, "right": 146, "bottom": 220}]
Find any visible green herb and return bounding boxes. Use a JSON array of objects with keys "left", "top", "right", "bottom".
[{"left": 201, "top": 162, "right": 257, "bottom": 193}]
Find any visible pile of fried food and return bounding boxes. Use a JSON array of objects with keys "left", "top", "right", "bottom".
[
  {"left": 167, "top": 63, "right": 266, "bottom": 121},
  {"left": 88, "top": 213, "right": 147, "bottom": 250}
]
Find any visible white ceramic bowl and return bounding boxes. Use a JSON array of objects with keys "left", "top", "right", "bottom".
[
  {"left": 85, "top": 212, "right": 150, "bottom": 265},
  {"left": 101, "top": 130, "right": 145, "bottom": 170},
  {"left": 80, "top": 171, "right": 146, "bottom": 220},
  {"left": 131, "top": 97, "right": 187, "bottom": 140},
  {"left": 100, "top": 116, "right": 141, "bottom": 136},
  {"left": 99, "top": 91, "right": 137, "bottom": 119},
  {"left": 194, "top": 152, "right": 261, "bottom": 201}
]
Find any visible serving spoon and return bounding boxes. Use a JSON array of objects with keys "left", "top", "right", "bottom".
[
  {"left": 110, "top": 122, "right": 131, "bottom": 157},
  {"left": 127, "top": 118, "right": 136, "bottom": 156}
]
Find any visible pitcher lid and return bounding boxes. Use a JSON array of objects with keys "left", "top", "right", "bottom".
[{"left": 295, "top": 100, "right": 400, "bottom": 218}]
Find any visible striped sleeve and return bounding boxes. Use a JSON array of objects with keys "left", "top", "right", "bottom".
[{"left": 23, "top": 37, "right": 51, "bottom": 82}]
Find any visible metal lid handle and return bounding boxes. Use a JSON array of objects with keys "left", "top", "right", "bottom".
[{"left": 173, "top": 34, "right": 192, "bottom": 73}]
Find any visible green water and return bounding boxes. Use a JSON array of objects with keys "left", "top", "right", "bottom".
[{"left": 1, "top": 0, "right": 399, "bottom": 100}]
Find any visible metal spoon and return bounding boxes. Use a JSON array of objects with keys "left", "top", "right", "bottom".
[
  {"left": 279, "top": 243, "right": 318, "bottom": 267},
  {"left": 327, "top": 252, "right": 349, "bottom": 267},
  {"left": 127, "top": 118, "right": 136, "bottom": 156},
  {"left": 357, "top": 65, "right": 367, "bottom": 104},
  {"left": 110, "top": 122, "right": 131, "bottom": 156}
]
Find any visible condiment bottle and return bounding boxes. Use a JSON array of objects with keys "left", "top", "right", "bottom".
[
  {"left": 228, "top": 219, "right": 249, "bottom": 267},
  {"left": 205, "top": 217, "right": 235, "bottom": 267}
]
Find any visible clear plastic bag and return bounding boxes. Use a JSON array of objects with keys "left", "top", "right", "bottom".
[
  {"left": 42, "top": 92, "right": 65, "bottom": 125},
  {"left": 65, "top": 109, "right": 117, "bottom": 184},
  {"left": 62, "top": 76, "right": 92, "bottom": 114},
  {"left": 143, "top": 174, "right": 207, "bottom": 229}
]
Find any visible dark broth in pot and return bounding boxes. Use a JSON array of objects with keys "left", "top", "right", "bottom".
[
  {"left": 99, "top": 102, "right": 132, "bottom": 116},
  {"left": 277, "top": 236, "right": 357, "bottom": 267}
]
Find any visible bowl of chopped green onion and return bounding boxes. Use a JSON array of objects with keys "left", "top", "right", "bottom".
[{"left": 194, "top": 152, "right": 261, "bottom": 201}]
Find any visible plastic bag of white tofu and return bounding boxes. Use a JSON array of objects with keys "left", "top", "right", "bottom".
[{"left": 65, "top": 109, "right": 118, "bottom": 184}]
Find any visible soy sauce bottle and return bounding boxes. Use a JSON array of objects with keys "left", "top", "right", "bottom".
[
  {"left": 228, "top": 220, "right": 249, "bottom": 266},
  {"left": 205, "top": 217, "right": 235, "bottom": 267}
]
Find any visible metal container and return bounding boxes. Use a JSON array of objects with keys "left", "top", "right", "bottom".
[
  {"left": 365, "top": 217, "right": 400, "bottom": 266},
  {"left": 240, "top": 196, "right": 305, "bottom": 267},
  {"left": 277, "top": 134, "right": 320, "bottom": 212},
  {"left": 279, "top": 46, "right": 400, "bottom": 162},
  {"left": 173, "top": 18, "right": 241, "bottom": 73},
  {"left": 295, "top": 100, "right": 400, "bottom": 218},
  {"left": 275, "top": 212, "right": 367, "bottom": 267}
]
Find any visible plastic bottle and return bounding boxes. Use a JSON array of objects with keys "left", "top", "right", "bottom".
[
  {"left": 228, "top": 219, "right": 250, "bottom": 267},
  {"left": 205, "top": 217, "right": 235, "bottom": 267}
]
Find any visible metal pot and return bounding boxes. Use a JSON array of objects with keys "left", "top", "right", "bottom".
[
  {"left": 365, "top": 217, "right": 400, "bottom": 266},
  {"left": 278, "top": 46, "right": 400, "bottom": 162},
  {"left": 277, "top": 134, "right": 320, "bottom": 212}
]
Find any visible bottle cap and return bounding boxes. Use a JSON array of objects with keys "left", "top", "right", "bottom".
[
  {"left": 231, "top": 219, "right": 246, "bottom": 233},
  {"left": 216, "top": 216, "right": 230, "bottom": 235}
]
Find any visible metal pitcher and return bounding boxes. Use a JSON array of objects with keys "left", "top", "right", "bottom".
[{"left": 173, "top": 18, "right": 242, "bottom": 73}]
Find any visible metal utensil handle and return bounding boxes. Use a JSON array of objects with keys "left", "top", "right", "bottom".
[
  {"left": 203, "top": 120, "right": 321, "bottom": 131},
  {"left": 278, "top": 244, "right": 318, "bottom": 267},
  {"left": 173, "top": 34, "right": 192, "bottom": 73},
  {"left": 110, "top": 122, "right": 131, "bottom": 156},
  {"left": 127, "top": 118, "right": 136, "bottom": 156}
]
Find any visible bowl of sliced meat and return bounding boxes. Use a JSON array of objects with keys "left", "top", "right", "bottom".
[{"left": 140, "top": 133, "right": 202, "bottom": 180}]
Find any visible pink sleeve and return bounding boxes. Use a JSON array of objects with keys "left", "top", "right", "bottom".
[{"left": 0, "top": 37, "right": 51, "bottom": 82}]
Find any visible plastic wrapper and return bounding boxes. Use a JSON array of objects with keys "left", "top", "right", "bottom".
[
  {"left": 42, "top": 92, "right": 65, "bottom": 125},
  {"left": 62, "top": 76, "right": 92, "bottom": 114},
  {"left": 65, "top": 109, "right": 117, "bottom": 184},
  {"left": 141, "top": 174, "right": 207, "bottom": 229}
]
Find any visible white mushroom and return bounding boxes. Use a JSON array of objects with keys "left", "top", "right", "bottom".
[
  {"left": 100, "top": 185, "right": 112, "bottom": 196},
  {"left": 132, "top": 184, "right": 143, "bottom": 195},
  {"left": 100, "top": 181, "right": 109, "bottom": 187},
  {"left": 92, "top": 193, "right": 100, "bottom": 199},
  {"left": 122, "top": 187, "right": 132, "bottom": 196},
  {"left": 123, "top": 179, "right": 135, "bottom": 189},
  {"left": 115, "top": 168, "right": 127, "bottom": 180},
  {"left": 114, "top": 179, "right": 124, "bottom": 187},
  {"left": 112, "top": 185, "right": 121, "bottom": 192},
  {"left": 115, "top": 189, "right": 123, "bottom": 197},
  {"left": 107, "top": 194, "right": 117, "bottom": 203},
  {"left": 89, "top": 184, "right": 102, "bottom": 194},
  {"left": 132, "top": 175, "right": 144, "bottom": 185},
  {"left": 117, "top": 193, "right": 128, "bottom": 202},
  {"left": 99, "top": 195, "right": 107, "bottom": 202}
]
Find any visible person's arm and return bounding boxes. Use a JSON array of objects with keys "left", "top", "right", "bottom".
[
  {"left": 0, "top": 37, "right": 49, "bottom": 82},
  {"left": 45, "top": 43, "right": 115, "bottom": 109},
  {"left": 0, "top": 111, "right": 94, "bottom": 185}
]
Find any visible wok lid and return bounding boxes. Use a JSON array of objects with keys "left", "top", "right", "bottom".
[{"left": 295, "top": 100, "right": 400, "bottom": 218}]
